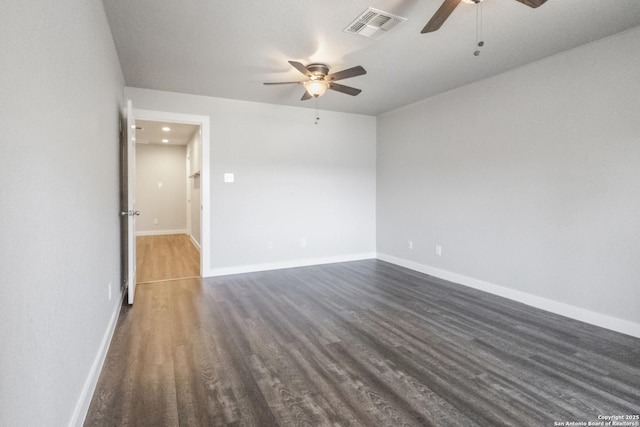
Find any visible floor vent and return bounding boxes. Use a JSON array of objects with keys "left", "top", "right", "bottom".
[{"left": 343, "top": 7, "right": 407, "bottom": 40}]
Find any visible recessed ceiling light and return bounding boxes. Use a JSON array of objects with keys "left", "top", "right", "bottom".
[
  {"left": 162, "top": 127, "right": 171, "bottom": 132},
  {"left": 162, "top": 139, "right": 169, "bottom": 143}
]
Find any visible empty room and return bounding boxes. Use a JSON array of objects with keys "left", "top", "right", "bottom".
[{"left": 1, "top": 1, "right": 639, "bottom": 426}]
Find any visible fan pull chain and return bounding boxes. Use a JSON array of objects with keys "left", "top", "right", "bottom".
[
  {"left": 315, "top": 96, "right": 320, "bottom": 125},
  {"left": 474, "top": 2, "right": 484, "bottom": 57}
]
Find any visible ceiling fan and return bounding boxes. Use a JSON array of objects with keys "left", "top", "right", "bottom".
[
  {"left": 263, "top": 61, "right": 366, "bottom": 101},
  {"left": 421, "top": 0, "right": 547, "bottom": 34}
]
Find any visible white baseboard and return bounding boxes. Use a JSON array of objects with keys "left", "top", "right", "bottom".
[
  {"left": 189, "top": 235, "right": 201, "bottom": 252},
  {"left": 69, "top": 289, "right": 126, "bottom": 427},
  {"left": 136, "top": 229, "right": 187, "bottom": 236},
  {"left": 205, "top": 252, "right": 377, "bottom": 277},
  {"left": 377, "top": 253, "right": 640, "bottom": 339}
]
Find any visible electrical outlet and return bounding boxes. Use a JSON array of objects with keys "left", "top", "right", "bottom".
[
  {"left": 435, "top": 245, "right": 442, "bottom": 256},
  {"left": 300, "top": 238, "right": 307, "bottom": 248},
  {"left": 108, "top": 282, "right": 112, "bottom": 301},
  {"left": 267, "top": 241, "right": 273, "bottom": 250},
  {"left": 154, "top": 218, "right": 159, "bottom": 225},
  {"left": 408, "top": 240, "right": 413, "bottom": 250}
]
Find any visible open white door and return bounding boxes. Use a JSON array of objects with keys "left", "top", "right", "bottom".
[{"left": 125, "top": 100, "right": 138, "bottom": 304}]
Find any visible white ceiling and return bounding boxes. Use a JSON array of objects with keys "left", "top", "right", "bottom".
[
  {"left": 135, "top": 119, "right": 198, "bottom": 146},
  {"left": 103, "top": 0, "right": 640, "bottom": 116}
]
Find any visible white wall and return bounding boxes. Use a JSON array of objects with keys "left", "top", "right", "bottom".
[
  {"left": 0, "top": 1, "right": 125, "bottom": 426},
  {"left": 187, "top": 130, "right": 202, "bottom": 247},
  {"left": 135, "top": 144, "right": 188, "bottom": 234},
  {"left": 377, "top": 27, "right": 640, "bottom": 335},
  {"left": 125, "top": 88, "right": 377, "bottom": 274}
]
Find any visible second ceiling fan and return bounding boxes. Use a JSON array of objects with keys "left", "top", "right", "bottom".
[{"left": 421, "top": 0, "right": 547, "bottom": 34}]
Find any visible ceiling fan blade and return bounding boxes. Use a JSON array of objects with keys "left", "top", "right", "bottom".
[
  {"left": 513, "top": 0, "right": 547, "bottom": 8},
  {"left": 328, "top": 83, "right": 362, "bottom": 96},
  {"left": 327, "top": 65, "right": 366, "bottom": 82},
  {"left": 301, "top": 91, "right": 312, "bottom": 101},
  {"left": 421, "top": 0, "right": 462, "bottom": 34},
  {"left": 288, "top": 61, "right": 312, "bottom": 77},
  {"left": 263, "top": 81, "right": 303, "bottom": 85}
]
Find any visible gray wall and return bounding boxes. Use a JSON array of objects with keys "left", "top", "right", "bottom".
[
  {"left": 0, "top": 1, "right": 125, "bottom": 425},
  {"left": 187, "top": 131, "right": 202, "bottom": 247},
  {"left": 135, "top": 144, "right": 188, "bottom": 234},
  {"left": 125, "top": 88, "right": 377, "bottom": 273},
  {"left": 377, "top": 27, "right": 640, "bottom": 327}
]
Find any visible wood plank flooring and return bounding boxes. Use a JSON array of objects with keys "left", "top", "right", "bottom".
[
  {"left": 85, "top": 260, "right": 640, "bottom": 426},
  {"left": 136, "top": 234, "right": 200, "bottom": 283}
]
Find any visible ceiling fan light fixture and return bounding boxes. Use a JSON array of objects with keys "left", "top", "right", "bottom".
[
  {"left": 303, "top": 80, "right": 329, "bottom": 97},
  {"left": 462, "top": 0, "right": 482, "bottom": 4}
]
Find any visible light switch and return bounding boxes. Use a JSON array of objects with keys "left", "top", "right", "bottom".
[
  {"left": 158, "top": 182, "right": 163, "bottom": 188},
  {"left": 224, "top": 173, "right": 234, "bottom": 183}
]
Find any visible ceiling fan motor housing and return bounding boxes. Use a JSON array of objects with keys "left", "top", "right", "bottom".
[{"left": 306, "top": 63, "right": 330, "bottom": 79}]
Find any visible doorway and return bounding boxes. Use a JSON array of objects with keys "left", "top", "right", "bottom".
[
  {"left": 132, "top": 109, "right": 211, "bottom": 281},
  {"left": 134, "top": 119, "right": 200, "bottom": 282}
]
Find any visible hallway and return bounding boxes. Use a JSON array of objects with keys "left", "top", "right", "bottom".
[{"left": 136, "top": 234, "right": 200, "bottom": 283}]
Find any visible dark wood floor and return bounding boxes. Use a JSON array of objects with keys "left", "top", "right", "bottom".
[{"left": 85, "top": 260, "right": 640, "bottom": 426}]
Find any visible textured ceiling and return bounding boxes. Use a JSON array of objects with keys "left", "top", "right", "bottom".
[{"left": 103, "top": 0, "right": 640, "bottom": 116}]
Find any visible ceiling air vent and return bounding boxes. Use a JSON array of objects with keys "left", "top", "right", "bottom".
[{"left": 343, "top": 7, "right": 407, "bottom": 40}]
